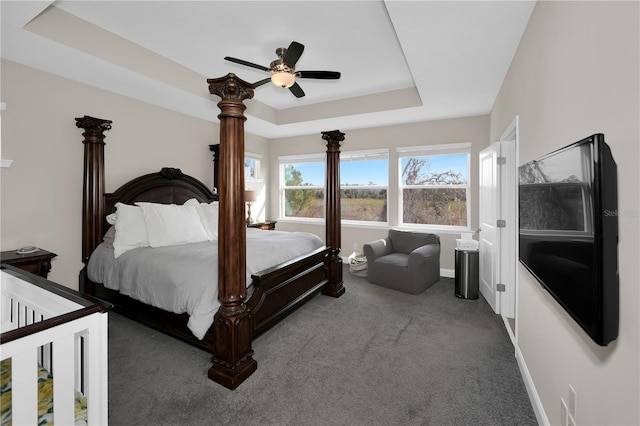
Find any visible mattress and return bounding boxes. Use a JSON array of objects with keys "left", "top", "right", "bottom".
[{"left": 87, "top": 228, "right": 323, "bottom": 339}]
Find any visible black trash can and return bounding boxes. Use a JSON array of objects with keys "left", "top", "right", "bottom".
[{"left": 455, "top": 248, "right": 479, "bottom": 299}]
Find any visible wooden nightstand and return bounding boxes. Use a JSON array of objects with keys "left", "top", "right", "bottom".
[
  {"left": 247, "top": 220, "right": 277, "bottom": 231},
  {"left": 1, "top": 248, "right": 57, "bottom": 278}
]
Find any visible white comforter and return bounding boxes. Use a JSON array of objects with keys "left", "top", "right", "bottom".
[{"left": 87, "top": 228, "right": 323, "bottom": 339}]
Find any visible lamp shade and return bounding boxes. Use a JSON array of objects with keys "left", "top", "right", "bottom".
[
  {"left": 244, "top": 190, "right": 257, "bottom": 202},
  {"left": 271, "top": 71, "right": 296, "bottom": 88}
]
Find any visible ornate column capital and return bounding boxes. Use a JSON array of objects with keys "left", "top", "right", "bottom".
[
  {"left": 75, "top": 116, "right": 112, "bottom": 133},
  {"left": 207, "top": 73, "right": 254, "bottom": 102},
  {"left": 321, "top": 130, "right": 346, "bottom": 150}
]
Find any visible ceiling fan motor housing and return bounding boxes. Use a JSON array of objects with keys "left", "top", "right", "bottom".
[{"left": 271, "top": 48, "right": 295, "bottom": 88}]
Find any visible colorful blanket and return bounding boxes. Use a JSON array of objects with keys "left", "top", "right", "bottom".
[{"left": 0, "top": 358, "right": 87, "bottom": 425}]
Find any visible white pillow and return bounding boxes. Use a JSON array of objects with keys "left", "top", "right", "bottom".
[
  {"left": 185, "top": 198, "right": 219, "bottom": 240},
  {"left": 106, "top": 213, "right": 117, "bottom": 225},
  {"left": 197, "top": 201, "right": 219, "bottom": 240},
  {"left": 136, "top": 202, "right": 209, "bottom": 247},
  {"left": 113, "top": 202, "right": 149, "bottom": 258}
]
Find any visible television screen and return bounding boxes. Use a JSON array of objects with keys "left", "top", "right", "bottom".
[{"left": 518, "top": 134, "right": 618, "bottom": 346}]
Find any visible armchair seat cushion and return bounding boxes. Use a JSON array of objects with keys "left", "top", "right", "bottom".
[
  {"left": 376, "top": 253, "right": 409, "bottom": 268},
  {"left": 363, "top": 230, "right": 441, "bottom": 295}
]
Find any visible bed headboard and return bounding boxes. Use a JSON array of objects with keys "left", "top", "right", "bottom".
[
  {"left": 105, "top": 167, "right": 217, "bottom": 209},
  {"left": 103, "top": 167, "right": 218, "bottom": 231}
]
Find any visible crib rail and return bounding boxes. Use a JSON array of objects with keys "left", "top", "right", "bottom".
[{"left": 0, "top": 266, "right": 110, "bottom": 425}]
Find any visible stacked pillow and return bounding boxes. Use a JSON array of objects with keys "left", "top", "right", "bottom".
[{"left": 106, "top": 199, "right": 219, "bottom": 258}]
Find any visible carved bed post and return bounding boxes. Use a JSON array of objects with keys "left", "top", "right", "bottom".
[
  {"left": 208, "top": 144, "right": 220, "bottom": 192},
  {"left": 322, "top": 130, "right": 346, "bottom": 298},
  {"left": 76, "top": 116, "right": 112, "bottom": 266},
  {"left": 206, "top": 74, "right": 257, "bottom": 389}
]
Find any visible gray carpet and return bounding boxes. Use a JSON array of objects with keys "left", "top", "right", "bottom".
[{"left": 108, "top": 266, "right": 537, "bottom": 425}]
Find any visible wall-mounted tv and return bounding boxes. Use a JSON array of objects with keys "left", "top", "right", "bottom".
[{"left": 519, "top": 133, "right": 618, "bottom": 346}]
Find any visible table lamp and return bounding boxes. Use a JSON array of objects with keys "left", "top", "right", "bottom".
[{"left": 245, "top": 190, "right": 257, "bottom": 224}]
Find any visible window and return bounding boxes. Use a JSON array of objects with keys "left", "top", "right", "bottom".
[
  {"left": 245, "top": 152, "right": 261, "bottom": 181},
  {"left": 279, "top": 154, "right": 325, "bottom": 219},
  {"left": 397, "top": 143, "right": 470, "bottom": 228},
  {"left": 340, "top": 149, "right": 388, "bottom": 223}
]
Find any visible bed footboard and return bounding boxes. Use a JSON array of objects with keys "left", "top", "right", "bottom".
[
  {"left": 247, "top": 247, "right": 330, "bottom": 336},
  {"left": 1, "top": 266, "right": 110, "bottom": 425}
]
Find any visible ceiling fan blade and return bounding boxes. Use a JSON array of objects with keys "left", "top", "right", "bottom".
[
  {"left": 283, "top": 41, "right": 304, "bottom": 68},
  {"left": 253, "top": 78, "right": 272, "bottom": 88},
  {"left": 289, "top": 82, "right": 305, "bottom": 98},
  {"left": 297, "top": 71, "right": 341, "bottom": 80},
  {"left": 224, "top": 56, "right": 270, "bottom": 72}
]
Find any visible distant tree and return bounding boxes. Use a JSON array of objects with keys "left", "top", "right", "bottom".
[
  {"left": 402, "top": 157, "right": 466, "bottom": 225},
  {"left": 402, "top": 158, "right": 464, "bottom": 185},
  {"left": 284, "top": 165, "right": 316, "bottom": 216}
]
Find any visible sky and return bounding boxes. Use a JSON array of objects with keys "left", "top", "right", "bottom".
[{"left": 287, "top": 154, "right": 469, "bottom": 186}]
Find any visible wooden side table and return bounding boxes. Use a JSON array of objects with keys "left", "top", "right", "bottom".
[
  {"left": 247, "top": 221, "right": 277, "bottom": 231},
  {"left": 0, "top": 248, "right": 57, "bottom": 278}
]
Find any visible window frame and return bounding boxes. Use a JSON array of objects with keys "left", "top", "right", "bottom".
[
  {"left": 339, "top": 148, "right": 389, "bottom": 225},
  {"left": 397, "top": 143, "right": 472, "bottom": 231},
  {"left": 278, "top": 153, "right": 326, "bottom": 222}
]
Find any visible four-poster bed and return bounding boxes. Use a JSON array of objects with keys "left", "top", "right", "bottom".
[{"left": 77, "top": 73, "right": 344, "bottom": 389}]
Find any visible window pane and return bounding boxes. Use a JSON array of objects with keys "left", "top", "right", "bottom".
[
  {"left": 245, "top": 158, "right": 259, "bottom": 179},
  {"left": 340, "top": 159, "right": 388, "bottom": 185},
  {"left": 284, "top": 189, "right": 324, "bottom": 218},
  {"left": 281, "top": 161, "right": 324, "bottom": 220},
  {"left": 285, "top": 163, "right": 324, "bottom": 186},
  {"left": 340, "top": 157, "right": 388, "bottom": 222},
  {"left": 403, "top": 188, "right": 467, "bottom": 226},
  {"left": 340, "top": 188, "right": 387, "bottom": 222},
  {"left": 401, "top": 154, "right": 468, "bottom": 185}
]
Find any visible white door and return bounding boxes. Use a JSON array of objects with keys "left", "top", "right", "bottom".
[
  {"left": 479, "top": 132, "right": 518, "bottom": 318},
  {"left": 479, "top": 144, "right": 500, "bottom": 312}
]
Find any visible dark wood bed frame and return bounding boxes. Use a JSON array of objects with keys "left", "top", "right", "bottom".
[{"left": 76, "top": 73, "right": 345, "bottom": 389}]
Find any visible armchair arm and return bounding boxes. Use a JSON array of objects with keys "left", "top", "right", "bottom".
[
  {"left": 408, "top": 244, "right": 440, "bottom": 268},
  {"left": 363, "top": 238, "right": 393, "bottom": 261}
]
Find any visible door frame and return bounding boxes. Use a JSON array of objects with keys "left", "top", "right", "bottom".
[{"left": 498, "top": 116, "right": 519, "bottom": 344}]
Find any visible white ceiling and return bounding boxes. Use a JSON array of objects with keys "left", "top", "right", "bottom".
[{"left": 1, "top": 1, "right": 536, "bottom": 139}]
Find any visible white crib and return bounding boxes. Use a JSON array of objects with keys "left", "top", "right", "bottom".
[{"left": 0, "top": 266, "right": 110, "bottom": 425}]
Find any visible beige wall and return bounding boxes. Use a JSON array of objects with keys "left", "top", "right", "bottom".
[
  {"left": 0, "top": 60, "right": 269, "bottom": 289},
  {"left": 268, "top": 115, "right": 490, "bottom": 272},
  {"left": 490, "top": 2, "right": 639, "bottom": 425}
]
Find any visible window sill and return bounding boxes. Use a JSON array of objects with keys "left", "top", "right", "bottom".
[
  {"left": 277, "top": 217, "right": 325, "bottom": 226},
  {"left": 395, "top": 224, "right": 474, "bottom": 235},
  {"left": 277, "top": 218, "right": 474, "bottom": 236}
]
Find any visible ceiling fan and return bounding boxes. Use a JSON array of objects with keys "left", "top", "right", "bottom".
[{"left": 224, "top": 41, "right": 341, "bottom": 98}]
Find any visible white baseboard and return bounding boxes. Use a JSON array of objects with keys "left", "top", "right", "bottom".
[
  {"left": 342, "top": 261, "right": 455, "bottom": 280},
  {"left": 502, "top": 316, "right": 516, "bottom": 346},
  {"left": 515, "top": 345, "right": 549, "bottom": 426},
  {"left": 441, "top": 268, "right": 454, "bottom": 278}
]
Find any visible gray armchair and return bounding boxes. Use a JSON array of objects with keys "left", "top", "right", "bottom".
[{"left": 363, "top": 229, "right": 440, "bottom": 295}]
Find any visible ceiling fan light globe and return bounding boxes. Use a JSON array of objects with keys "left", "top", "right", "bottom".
[{"left": 271, "top": 72, "right": 295, "bottom": 88}]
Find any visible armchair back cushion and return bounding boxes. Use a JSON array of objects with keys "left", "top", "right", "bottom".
[{"left": 388, "top": 229, "right": 440, "bottom": 254}]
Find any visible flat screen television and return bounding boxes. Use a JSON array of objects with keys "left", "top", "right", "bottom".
[{"left": 519, "top": 133, "right": 618, "bottom": 346}]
